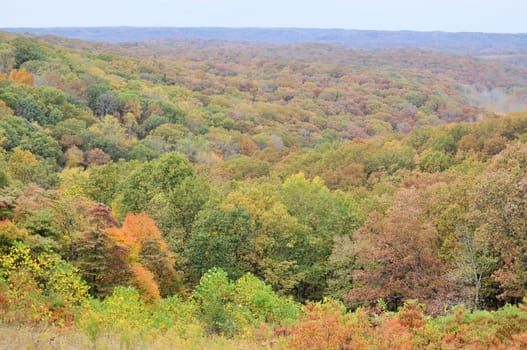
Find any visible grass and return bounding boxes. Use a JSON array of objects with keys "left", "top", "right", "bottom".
[{"left": 0, "top": 324, "right": 264, "bottom": 350}]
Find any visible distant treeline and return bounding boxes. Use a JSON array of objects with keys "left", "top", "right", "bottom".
[{"left": 3, "top": 27, "right": 527, "bottom": 55}]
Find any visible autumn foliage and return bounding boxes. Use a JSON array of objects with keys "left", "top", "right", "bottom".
[
  {"left": 131, "top": 263, "right": 160, "bottom": 303},
  {"left": 2, "top": 30, "right": 527, "bottom": 348},
  {"left": 0, "top": 68, "right": 34, "bottom": 86},
  {"left": 348, "top": 189, "right": 448, "bottom": 313},
  {"left": 282, "top": 299, "right": 527, "bottom": 350},
  {"left": 106, "top": 213, "right": 177, "bottom": 299}
]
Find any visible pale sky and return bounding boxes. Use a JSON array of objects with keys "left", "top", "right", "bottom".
[{"left": 2, "top": 0, "right": 526, "bottom": 33}]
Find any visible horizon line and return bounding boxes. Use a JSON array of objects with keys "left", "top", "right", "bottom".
[{"left": 2, "top": 26, "right": 526, "bottom": 36}]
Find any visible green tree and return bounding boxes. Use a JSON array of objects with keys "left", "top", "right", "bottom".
[
  {"left": 191, "top": 268, "right": 240, "bottom": 335},
  {"left": 418, "top": 150, "right": 453, "bottom": 173},
  {"left": 119, "top": 152, "right": 209, "bottom": 236},
  {"left": 187, "top": 207, "right": 253, "bottom": 280},
  {"left": 16, "top": 95, "right": 45, "bottom": 123},
  {"left": 12, "top": 37, "right": 46, "bottom": 69},
  {"left": 0, "top": 115, "right": 61, "bottom": 161}
]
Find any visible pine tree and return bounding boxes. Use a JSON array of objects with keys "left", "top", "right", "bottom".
[{"left": 74, "top": 229, "right": 134, "bottom": 298}]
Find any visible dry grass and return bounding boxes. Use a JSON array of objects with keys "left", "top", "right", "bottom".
[
  {"left": 0, "top": 324, "right": 265, "bottom": 350},
  {"left": 0, "top": 325, "right": 89, "bottom": 349}
]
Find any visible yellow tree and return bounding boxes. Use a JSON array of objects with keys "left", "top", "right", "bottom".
[{"left": 8, "top": 68, "right": 34, "bottom": 86}]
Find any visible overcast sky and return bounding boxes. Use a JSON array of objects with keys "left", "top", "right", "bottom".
[{"left": 2, "top": 0, "right": 526, "bottom": 33}]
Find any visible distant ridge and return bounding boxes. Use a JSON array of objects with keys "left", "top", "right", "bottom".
[{"left": 3, "top": 27, "right": 527, "bottom": 55}]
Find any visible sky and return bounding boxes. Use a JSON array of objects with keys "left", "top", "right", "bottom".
[{"left": 2, "top": 0, "right": 526, "bottom": 33}]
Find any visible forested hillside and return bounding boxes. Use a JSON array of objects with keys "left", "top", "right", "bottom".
[
  {"left": 5, "top": 27, "right": 527, "bottom": 55},
  {"left": 2, "top": 31, "right": 527, "bottom": 348}
]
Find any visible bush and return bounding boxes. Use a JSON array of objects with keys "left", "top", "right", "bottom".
[
  {"left": 192, "top": 268, "right": 301, "bottom": 337},
  {"left": 0, "top": 242, "right": 88, "bottom": 325}
]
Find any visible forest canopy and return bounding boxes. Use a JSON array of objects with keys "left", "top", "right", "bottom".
[{"left": 2, "top": 30, "right": 527, "bottom": 348}]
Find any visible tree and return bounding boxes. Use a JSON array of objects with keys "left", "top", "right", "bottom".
[
  {"left": 187, "top": 207, "right": 253, "bottom": 281},
  {"left": 88, "top": 115, "right": 126, "bottom": 145},
  {"left": 119, "top": 152, "right": 209, "bottom": 242},
  {"left": 191, "top": 268, "right": 239, "bottom": 335},
  {"left": 6, "top": 147, "right": 38, "bottom": 184},
  {"left": 64, "top": 146, "right": 84, "bottom": 168},
  {"left": 16, "top": 95, "right": 44, "bottom": 122},
  {"left": 107, "top": 213, "right": 179, "bottom": 298},
  {"left": 0, "top": 220, "right": 28, "bottom": 253},
  {"left": 81, "top": 161, "right": 132, "bottom": 206},
  {"left": 74, "top": 229, "right": 134, "bottom": 298},
  {"left": 471, "top": 143, "right": 527, "bottom": 303},
  {"left": 8, "top": 68, "right": 34, "bottom": 86},
  {"left": 191, "top": 268, "right": 300, "bottom": 336},
  {"left": 452, "top": 226, "right": 497, "bottom": 310},
  {"left": 12, "top": 37, "right": 45, "bottom": 69},
  {"left": 348, "top": 189, "right": 448, "bottom": 313},
  {"left": 278, "top": 173, "right": 359, "bottom": 299},
  {"left": 85, "top": 148, "right": 111, "bottom": 167},
  {"left": 119, "top": 152, "right": 194, "bottom": 213},
  {"left": 424, "top": 173, "right": 497, "bottom": 309},
  {"left": 418, "top": 150, "right": 453, "bottom": 173},
  {"left": 327, "top": 234, "right": 356, "bottom": 301},
  {"left": 285, "top": 299, "right": 376, "bottom": 350},
  {"left": 73, "top": 204, "right": 133, "bottom": 298},
  {"left": 0, "top": 115, "right": 62, "bottom": 161},
  {"left": 94, "top": 93, "right": 120, "bottom": 117},
  {"left": 0, "top": 43, "right": 15, "bottom": 73},
  {"left": 218, "top": 184, "right": 320, "bottom": 300},
  {"left": 0, "top": 241, "right": 89, "bottom": 324},
  {"left": 140, "top": 239, "right": 181, "bottom": 297}
]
